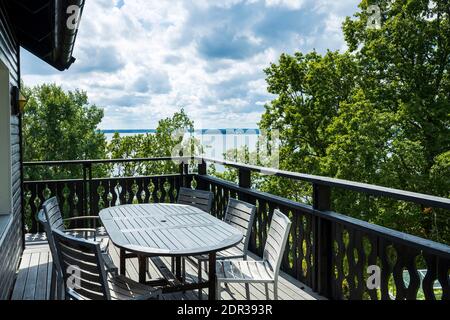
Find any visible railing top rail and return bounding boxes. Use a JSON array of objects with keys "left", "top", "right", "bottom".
[
  {"left": 22, "top": 173, "right": 186, "bottom": 184},
  {"left": 197, "top": 157, "right": 450, "bottom": 210},
  {"left": 22, "top": 156, "right": 190, "bottom": 166}
]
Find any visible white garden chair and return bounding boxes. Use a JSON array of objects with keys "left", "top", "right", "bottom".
[{"left": 215, "top": 209, "right": 292, "bottom": 300}]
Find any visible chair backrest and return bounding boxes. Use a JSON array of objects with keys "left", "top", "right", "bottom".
[
  {"left": 42, "top": 197, "right": 65, "bottom": 232},
  {"left": 41, "top": 197, "right": 66, "bottom": 278},
  {"left": 52, "top": 228, "right": 110, "bottom": 300},
  {"left": 37, "top": 210, "right": 62, "bottom": 277},
  {"left": 177, "top": 187, "right": 214, "bottom": 213},
  {"left": 224, "top": 199, "right": 256, "bottom": 255},
  {"left": 263, "top": 210, "right": 292, "bottom": 277}
]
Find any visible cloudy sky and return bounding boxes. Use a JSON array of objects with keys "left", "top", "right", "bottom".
[{"left": 21, "top": 0, "right": 360, "bottom": 130}]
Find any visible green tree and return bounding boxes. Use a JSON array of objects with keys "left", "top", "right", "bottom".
[
  {"left": 107, "top": 133, "right": 147, "bottom": 176},
  {"left": 340, "top": 0, "right": 450, "bottom": 194},
  {"left": 258, "top": 0, "right": 450, "bottom": 243},
  {"left": 107, "top": 109, "right": 201, "bottom": 176},
  {"left": 259, "top": 51, "right": 359, "bottom": 203},
  {"left": 22, "top": 84, "right": 107, "bottom": 180},
  {"left": 334, "top": 0, "right": 450, "bottom": 241}
]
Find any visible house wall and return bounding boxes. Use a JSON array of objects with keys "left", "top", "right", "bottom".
[{"left": 0, "top": 3, "right": 22, "bottom": 300}]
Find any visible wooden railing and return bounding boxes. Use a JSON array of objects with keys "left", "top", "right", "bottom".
[
  {"left": 23, "top": 157, "right": 194, "bottom": 233},
  {"left": 22, "top": 157, "right": 450, "bottom": 300}
]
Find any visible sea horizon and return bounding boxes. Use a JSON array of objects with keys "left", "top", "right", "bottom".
[
  {"left": 101, "top": 128, "right": 262, "bottom": 160},
  {"left": 100, "top": 128, "right": 261, "bottom": 135}
]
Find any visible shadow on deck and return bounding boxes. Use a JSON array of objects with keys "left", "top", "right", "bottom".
[{"left": 11, "top": 234, "right": 324, "bottom": 301}]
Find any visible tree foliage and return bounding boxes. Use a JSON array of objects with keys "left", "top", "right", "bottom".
[
  {"left": 258, "top": 0, "right": 450, "bottom": 243},
  {"left": 106, "top": 108, "right": 199, "bottom": 176},
  {"left": 22, "top": 84, "right": 107, "bottom": 180},
  {"left": 22, "top": 85, "right": 197, "bottom": 180}
]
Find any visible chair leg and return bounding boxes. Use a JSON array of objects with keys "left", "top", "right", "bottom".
[
  {"left": 171, "top": 257, "right": 175, "bottom": 274},
  {"left": 120, "top": 249, "right": 126, "bottom": 276},
  {"left": 274, "top": 283, "right": 278, "bottom": 300},
  {"left": 217, "top": 280, "right": 221, "bottom": 301},
  {"left": 53, "top": 271, "right": 65, "bottom": 300},
  {"left": 58, "top": 277, "right": 65, "bottom": 300},
  {"left": 198, "top": 260, "right": 203, "bottom": 300},
  {"left": 181, "top": 258, "right": 187, "bottom": 294},
  {"left": 49, "top": 267, "right": 56, "bottom": 300},
  {"left": 245, "top": 283, "right": 250, "bottom": 300},
  {"left": 204, "top": 260, "right": 208, "bottom": 275},
  {"left": 265, "top": 283, "right": 270, "bottom": 300},
  {"left": 182, "top": 258, "right": 186, "bottom": 283}
]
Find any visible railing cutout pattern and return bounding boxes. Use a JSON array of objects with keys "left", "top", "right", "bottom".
[{"left": 24, "top": 175, "right": 187, "bottom": 233}]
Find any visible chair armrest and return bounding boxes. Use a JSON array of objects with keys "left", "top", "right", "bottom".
[
  {"left": 64, "top": 217, "right": 101, "bottom": 229},
  {"left": 133, "top": 288, "right": 162, "bottom": 300},
  {"left": 64, "top": 228, "right": 98, "bottom": 242},
  {"left": 63, "top": 216, "right": 101, "bottom": 222},
  {"left": 101, "top": 252, "right": 118, "bottom": 275},
  {"left": 64, "top": 228, "right": 97, "bottom": 234}
]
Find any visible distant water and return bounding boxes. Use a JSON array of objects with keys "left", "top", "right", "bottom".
[
  {"left": 101, "top": 129, "right": 261, "bottom": 160},
  {"left": 101, "top": 129, "right": 260, "bottom": 135}
]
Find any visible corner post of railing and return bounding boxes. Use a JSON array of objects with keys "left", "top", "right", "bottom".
[
  {"left": 197, "top": 159, "right": 207, "bottom": 190},
  {"left": 313, "top": 183, "right": 333, "bottom": 298},
  {"left": 179, "top": 163, "right": 185, "bottom": 188},
  {"left": 238, "top": 167, "right": 251, "bottom": 203},
  {"left": 82, "top": 162, "right": 93, "bottom": 221}
]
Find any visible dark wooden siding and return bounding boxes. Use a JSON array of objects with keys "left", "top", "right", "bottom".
[{"left": 0, "top": 2, "right": 22, "bottom": 300}]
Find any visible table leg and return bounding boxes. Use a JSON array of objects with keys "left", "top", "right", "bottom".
[
  {"left": 120, "top": 248, "right": 126, "bottom": 276},
  {"left": 208, "top": 252, "right": 217, "bottom": 301},
  {"left": 138, "top": 256, "right": 147, "bottom": 284},
  {"left": 175, "top": 257, "right": 182, "bottom": 281}
]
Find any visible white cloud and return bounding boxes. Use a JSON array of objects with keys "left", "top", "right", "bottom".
[
  {"left": 265, "top": 0, "right": 305, "bottom": 10},
  {"left": 21, "top": 0, "right": 360, "bottom": 129}
]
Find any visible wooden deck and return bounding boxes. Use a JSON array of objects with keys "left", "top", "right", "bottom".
[{"left": 11, "top": 234, "right": 324, "bottom": 301}]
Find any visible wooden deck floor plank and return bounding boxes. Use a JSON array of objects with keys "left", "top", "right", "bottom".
[
  {"left": 11, "top": 252, "right": 32, "bottom": 300},
  {"left": 22, "top": 252, "right": 40, "bottom": 300},
  {"left": 34, "top": 251, "right": 49, "bottom": 300}
]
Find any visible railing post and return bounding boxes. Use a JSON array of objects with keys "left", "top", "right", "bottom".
[
  {"left": 88, "top": 163, "right": 93, "bottom": 217},
  {"left": 179, "top": 163, "right": 186, "bottom": 188},
  {"left": 197, "top": 159, "right": 207, "bottom": 190},
  {"left": 238, "top": 168, "right": 251, "bottom": 202},
  {"left": 313, "top": 183, "right": 332, "bottom": 299},
  {"left": 82, "top": 162, "right": 93, "bottom": 219},
  {"left": 82, "top": 163, "right": 87, "bottom": 217}
]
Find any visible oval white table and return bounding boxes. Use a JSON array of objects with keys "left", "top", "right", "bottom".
[{"left": 99, "top": 203, "right": 243, "bottom": 300}]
